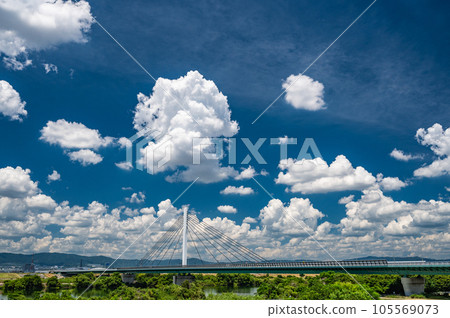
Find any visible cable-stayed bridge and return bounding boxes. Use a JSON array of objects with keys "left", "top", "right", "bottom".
[
  {"left": 59, "top": 209, "right": 450, "bottom": 294},
  {"left": 138, "top": 211, "right": 266, "bottom": 267}
]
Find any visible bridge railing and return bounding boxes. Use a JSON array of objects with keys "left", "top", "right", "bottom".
[
  {"left": 387, "top": 261, "right": 450, "bottom": 266},
  {"left": 130, "top": 260, "right": 390, "bottom": 270}
]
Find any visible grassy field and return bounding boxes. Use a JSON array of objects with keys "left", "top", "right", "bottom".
[{"left": 0, "top": 273, "right": 22, "bottom": 283}]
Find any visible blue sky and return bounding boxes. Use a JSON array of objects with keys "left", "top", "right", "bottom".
[{"left": 0, "top": 0, "right": 449, "bottom": 261}]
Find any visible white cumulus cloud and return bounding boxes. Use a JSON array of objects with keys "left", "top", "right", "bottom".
[
  {"left": 376, "top": 173, "right": 408, "bottom": 191},
  {"left": 40, "top": 119, "right": 114, "bottom": 149},
  {"left": 339, "top": 188, "right": 450, "bottom": 238},
  {"left": 414, "top": 123, "right": 450, "bottom": 178},
  {"left": 234, "top": 166, "right": 257, "bottom": 180},
  {"left": 0, "top": 166, "right": 38, "bottom": 198},
  {"left": 0, "top": 0, "right": 93, "bottom": 68},
  {"left": 133, "top": 70, "right": 239, "bottom": 183},
  {"left": 390, "top": 148, "right": 421, "bottom": 162},
  {"left": 276, "top": 155, "right": 377, "bottom": 194},
  {"left": 126, "top": 192, "right": 146, "bottom": 204},
  {"left": 47, "top": 170, "right": 61, "bottom": 183},
  {"left": 68, "top": 149, "right": 103, "bottom": 166},
  {"left": 282, "top": 74, "right": 325, "bottom": 111},
  {"left": 259, "top": 198, "right": 324, "bottom": 235},
  {"left": 220, "top": 185, "right": 254, "bottom": 195},
  {"left": 25, "top": 194, "right": 56, "bottom": 210},
  {"left": 0, "top": 80, "right": 27, "bottom": 121},
  {"left": 217, "top": 205, "right": 237, "bottom": 214}
]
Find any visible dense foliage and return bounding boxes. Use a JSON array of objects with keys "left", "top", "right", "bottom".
[
  {"left": 3, "top": 275, "right": 43, "bottom": 298},
  {"left": 1, "top": 272, "right": 449, "bottom": 300}
]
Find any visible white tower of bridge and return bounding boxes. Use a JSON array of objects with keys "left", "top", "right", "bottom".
[{"left": 181, "top": 206, "right": 188, "bottom": 266}]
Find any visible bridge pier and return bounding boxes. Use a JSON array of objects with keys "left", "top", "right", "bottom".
[
  {"left": 401, "top": 276, "right": 425, "bottom": 296},
  {"left": 121, "top": 273, "right": 136, "bottom": 284},
  {"left": 173, "top": 274, "right": 195, "bottom": 286}
]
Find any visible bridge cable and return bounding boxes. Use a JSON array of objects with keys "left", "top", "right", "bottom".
[
  {"left": 200, "top": 218, "right": 267, "bottom": 262},
  {"left": 193, "top": 220, "right": 254, "bottom": 263},
  {"left": 157, "top": 225, "right": 184, "bottom": 266},
  {"left": 200, "top": 219, "right": 267, "bottom": 263},
  {"left": 191, "top": 215, "right": 259, "bottom": 262},
  {"left": 189, "top": 219, "right": 234, "bottom": 263},
  {"left": 189, "top": 220, "right": 228, "bottom": 263},
  {"left": 195, "top": 220, "right": 259, "bottom": 263},
  {"left": 193, "top": 217, "right": 265, "bottom": 263},
  {"left": 187, "top": 218, "right": 204, "bottom": 264},
  {"left": 139, "top": 216, "right": 184, "bottom": 266},
  {"left": 141, "top": 217, "right": 184, "bottom": 266},
  {"left": 168, "top": 226, "right": 184, "bottom": 266},
  {"left": 188, "top": 220, "right": 233, "bottom": 263},
  {"left": 188, "top": 216, "right": 244, "bottom": 262},
  {"left": 142, "top": 219, "right": 183, "bottom": 266},
  {"left": 190, "top": 215, "right": 263, "bottom": 263},
  {"left": 140, "top": 215, "right": 183, "bottom": 261},
  {"left": 188, "top": 221, "right": 220, "bottom": 263}
]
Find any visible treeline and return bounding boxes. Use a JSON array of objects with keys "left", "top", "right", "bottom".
[{"left": 2, "top": 272, "right": 450, "bottom": 300}]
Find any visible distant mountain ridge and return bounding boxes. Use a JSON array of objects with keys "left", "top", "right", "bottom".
[
  {"left": 0, "top": 253, "right": 448, "bottom": 268},
  {"left": 0, "top": 252, "right": 207, "bottom": 268},
  {"left": 0, "top": 252, "right": 137, "bottom": 267}
]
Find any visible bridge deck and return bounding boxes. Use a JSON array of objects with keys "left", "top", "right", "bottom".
[{"left": 59, "top": 260, "right": 450, "bottom": 276}]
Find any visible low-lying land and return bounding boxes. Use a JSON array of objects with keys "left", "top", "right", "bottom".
[{"left": 1, "top": 272, "right": 449, "bottom": 300}]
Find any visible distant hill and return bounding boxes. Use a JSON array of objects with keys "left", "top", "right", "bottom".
[
  {"left": 0, "top": 252, "right": 137, "bottom": 268},
  {"left": 0, "top": 252, "right": 209, "bottom": 268}
]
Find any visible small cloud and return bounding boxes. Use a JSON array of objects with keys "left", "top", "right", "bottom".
[
  {"left": 220, "top": 185, "right": 254, "bottom": 195},
  {"left": 283, "top": 74, "right": 325, "bottom": 111},
  {"left": 235, "top": 166, "right": 257, "bottom": 180},
  {"left": 3, "top": 57, "right": 32, "bottom": 71},
  {"left": 115, "top": 161, "right": 133, "bottom": 171},
  {"left": 126, "top": 192, "right": 146, "bottom": 204},
  {"left": 243, "top": 216, "right": 257, "bottom": 223},
  {"left": 47, "top": 170, "right": 61, "bottom": 183},
  {"left": 43, "top": 63, "right": 58, "bottom": 74},
  {"left": 40, "top": 119, "right": 114, "bottom": 149},
  {"left": 121, "top": 187, "right": 133, "bottom": 191},
  {"left": 68, "top": 149, "right": 103, "bottom": 166},
  {"left": 390, "top": 148, "right": 422, "bottom": 162},
  {"left": 217, "top": 205, "right": 237, "bottom": 214},
  {"left": 377, "top": 174, "right": 408, "bottom": 191},
  {"left": 117, "top": 137, "right": 131, "bottom": 148}
]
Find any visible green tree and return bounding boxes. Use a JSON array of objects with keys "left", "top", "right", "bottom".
[
  {"left": 74, "top": 273, "right": 94, "bottom": 291},
  {"left": 425, "top": 275, "right": 450, "bottom": 294},
  {"left": 257, "top": 282, "right": 280, "bottom": 299},
  {"left": 46, "top": 276, "right": 61, "bottom": 292}
]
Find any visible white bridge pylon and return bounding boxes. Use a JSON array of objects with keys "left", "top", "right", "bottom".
[
  {"left": 181, "top": 206, "right": 188, "bottom": 266},
  {"left": 139, "top": 208, "right": 266, "bottom": 267}
]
